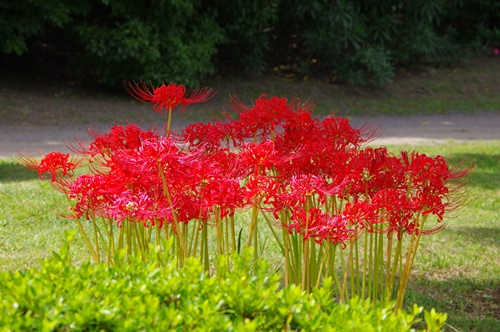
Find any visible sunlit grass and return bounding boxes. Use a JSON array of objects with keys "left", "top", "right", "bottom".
[{"left": 0, "top": 162, "right": 89, "bottom": 270}]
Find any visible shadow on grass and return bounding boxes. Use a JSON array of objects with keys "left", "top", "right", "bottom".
[
  {"left": 443, "top": 152, "right": 500, "bottom": 191},
  {"left": 406, "top": 278, "right": 500, "bottom": 332},
  {"left": 446, "top": 226, "right": 499, "bottom": 247},
  {"left": 0, "top": 159, "right": 39, "bottom": 183}
]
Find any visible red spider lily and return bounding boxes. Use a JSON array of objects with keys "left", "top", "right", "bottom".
[
  {"left": 320, "top": 117, "right": 365, "bottom": 147},
  {"left": 274, "top": 111, "right": 318, "bottom": 156},
  {"left": 243, "top": 174, "right": 283, "bottom": 211},
  {"left": 68, "top": 174, "right": 113, "bottom": 219},
  {"left": 414, "top": 189, "right": 449, "bottom": 222},
  {"left": 322, "top": 116, "right": 379, "bottom": 147},
  {"left": 112, "top": 136, "right": 182, "bottom": 181},
  {"left": 166, "top": 191, "right": 200, "bottom": 225},
  {"left": 277, "top": 168, "right": 348, "bottom": 209},
  {"left": 400, "top": 151, "right": 451, "bottom": 192},
  {"left": 306, "top": 213, "right": 356, "bottom": 246},
  {"left": 288, "top": 207, "right": 325, "bottom": 235},
  {"left": 274, "top": 118, "right": 359, "bottom": 181},
  {"left": 15, "top": 80, "right": 475, "bottom": 305},
  {"left": 126, "top": 81, "right": 215, "bottom": 114},
  {"left": 340, "top": 201, "right": 379, "bottom": 234},
  {"left": 369, "top": 187, "right": 448, "bottom": 238},
  {"left": 370, "top": 189, "right": 418, "bottom": 238},
  {"left": 106, "top": 189, "right": 171, "bottom": 227},
  {"left": 272, "top": 142, "right": 318, "bottom": 180},
  {"left": 287, "top": 207, "right": 355, "bottom": 246},
  {"left": 229, "top": 94, "right": 315, "bottom": 140},
  {"left": 344, "top": 147, "right": 404, "bottom": 198},
  {"left": 198, "top": 178, "right": 245, "bottom": 220},
  {"left": 17, "top": 151, "right": 81, "bottom": 182},
  {"left": 287, "top": 174, "right": 330, "bottom": 206},
  {"left": 186, "top": 148, "right": 247, "bottom": 187},
  {"left": 181, "top": 121, "right": 236, "bottom": 152},
  {"left": 174, "top": 151, "right": 248, "bottom": 221},
  {"left": 239, "top": 140, "right": 284, "bottom": 175},
  {"left": 282, "top": 117, "right": 377, "bottom": 183},
  {"left": 70, "top": 124, "right": 161, "bottom": 158},
  {"left": 398, "top": 151, "right": 474, "bottom": 217}
]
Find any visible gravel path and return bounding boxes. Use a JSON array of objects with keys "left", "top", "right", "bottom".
[
  {"left": 350, "top": 110, "right": 500, "bottom": 145},
  {"left": 1, "top": 110, "right": 499, "bottom": 158}
]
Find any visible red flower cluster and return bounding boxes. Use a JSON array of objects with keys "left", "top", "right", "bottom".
[{"left": 18, "top": 87, "right": 472, "bottom": 246}]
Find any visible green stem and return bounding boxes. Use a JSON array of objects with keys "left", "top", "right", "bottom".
[
  {"left": 166, "top": 106, "right": 173, "bottom": 137},
  {"left": 90, "top": 211, "right": 100, "bottom": 264},
  {"left": 247, "top": 203, "right": 260, "bottom": 263},
  {"left": 374, "top": 226, "right": 384, "bottom": 302},
  {"left": 302, "top": 195, "right": 314, "bottom": 291},
  {"left": 261, "top": 211, "right": 285, "bottom": 254},
  {"left": 328, "top": 244, "right": 342, "bottom": 298},
  {"left": 158, "top": 161, "right": 187, "bottom": 262},
  {"left": 119, "top": 223, "right": 124, "bottom": 252},
  {"left": 315, "top": 245, "right": 326, "bottom": 289},
  {"left": 230, "top": 215, "right": 236, "bottom": 252},
  {"left": 395, "top": 215, "right": 427, "bottom": 311},
  {"left": 291, "top": 232, "right": 301, "bottom": 285},
  {"left": 189, "top": 219, "right": 200, "bottom": 257},
  {"left": 216, "top": 207, "right": 223, "bottom": 256},
  {"left": 341, "top": 240, "right": 353, "bottom": 302},
  {"left": 108, "top": 220, "right": 114, "bottom": 266},
  {"left": 385, "top": 232, "right": 394, "bottom": 301},
  {"left": 310, "top": 239, "right": 318, "bottom": 289},
  {"left": 367, "top": 230, "right": 374, "bottom": 300},
  {"left": 389, "top": 235, "right": 403, "bottom": 299},
  {"left": 302, "top": 238, "right": 310, "bottom": 292},
  {"left": 281, "top": 211, "right": 293, "bottom": 286},
  {"left": 354, "top": 229, "right": 360, "bottom": 296},
  {"left": 63, "top": 194, "right": 98, "bottom": 263},
  {"left": 361, "top": 229, "right": 368, "bottom": 299},
  {"left": 200, "top": 222, "right": 209, "bottom": 273},
  {"left": 350, "top": 240, "right": 356, "bottom": 298}
]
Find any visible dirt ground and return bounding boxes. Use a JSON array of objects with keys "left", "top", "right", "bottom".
[{"left": 1, "top": 109, "right": 499, "bottom": 158}]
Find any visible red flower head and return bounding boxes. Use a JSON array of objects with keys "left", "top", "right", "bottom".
[
  {"left": 239, "top": 140, "right": 284, "bottom": 175},
  {"left": 17, "top": 151, "right": 80, "bottom": 182},
  {"left": 106, "top": 189, "right": 171, "bottom": 227},
  {"left": 69, "top": 174, "right": 111, "bottom": 219},
  {"left": 229, "top": 94, "right": 315, "bottom": 140},
  {"left": 126, "top": 81, "right": 215, "bottom": 114},
  {"left": 306, "top": 213, "right": 355, "bottom": 247}
]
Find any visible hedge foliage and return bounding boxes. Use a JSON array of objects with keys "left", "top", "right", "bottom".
[
  {"left": 1, "top": 0, "right": 498, "bottom": 85},
  {"left": 0, "top": 233, "right": 447, "bottom": 331}
]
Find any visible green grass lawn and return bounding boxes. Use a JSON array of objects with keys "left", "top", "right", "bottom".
[{"left": 1, "top": 141, "right": 498, "bottom": 331}]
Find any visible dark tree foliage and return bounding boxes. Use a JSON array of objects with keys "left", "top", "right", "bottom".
[{"left": 0, "top": 0, "right": 497, "bottom": 86}]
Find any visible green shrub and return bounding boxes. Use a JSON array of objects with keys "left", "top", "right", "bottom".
[
  {"left": 2, "top": 0, "right": 497, "bottom": 86},
  {"left": 271, "top": 0, "right": 473, "bottom": 85},
  {"left": 215, "top": 0, "right": 280, "bottom": 75},
  {"left": 444, "top": 0, "right": 500, "bottom": 48},
  {"left": 0, "top": 0, "right": 225, "bottom": 85},
  {"left": 74, "top": 0, "right": 225, "bottom": 85},
  {"left": 0, "top": 0, "right": 91, "bottom": 55},
  {"left": 0, "top": 233, "right": 446, "bottom": 331}
]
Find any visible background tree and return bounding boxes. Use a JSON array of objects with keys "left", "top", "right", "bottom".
[{"left": 0, "top": 0, "right": 497, "bottom": 86}]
